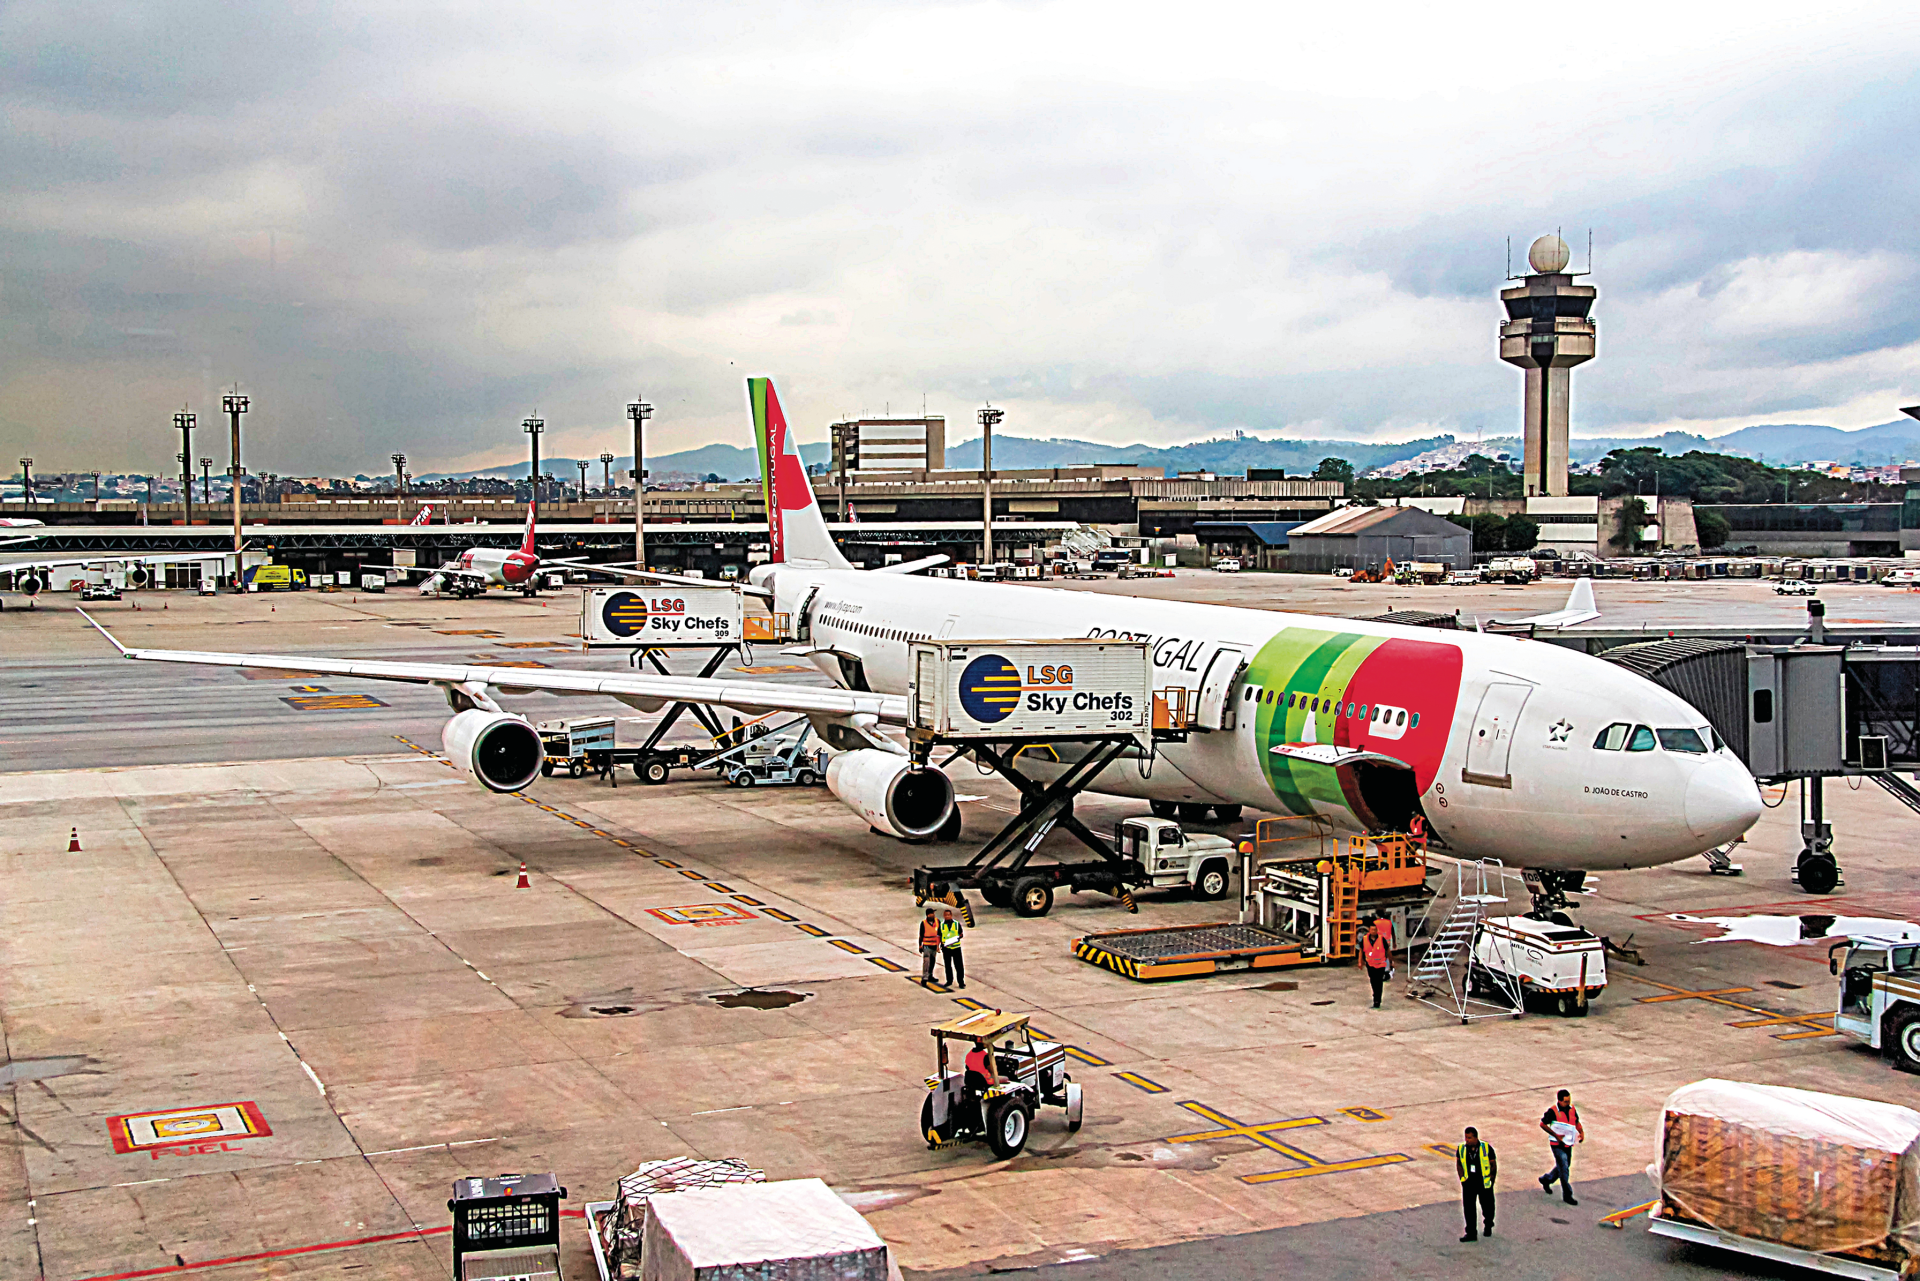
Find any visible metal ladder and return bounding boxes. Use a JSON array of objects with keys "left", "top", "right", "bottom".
[
  {"left": 1871, "top": 772, "right": 1920, "bottom": 818},
  {"left": 1407, "top": 859, "right": 1523, "bottom": 1023}
]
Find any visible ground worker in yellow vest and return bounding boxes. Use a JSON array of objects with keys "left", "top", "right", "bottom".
[
  {"left": 939, "top": 909, "right": 966, "bottom": 989},
  {"left": 1457, "top": 1126, "right": 1497, "bottom": 1242}
]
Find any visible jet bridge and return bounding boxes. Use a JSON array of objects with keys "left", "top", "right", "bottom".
[{"left": 1600, "top": 600, "right": 1920, "bottom": 894}]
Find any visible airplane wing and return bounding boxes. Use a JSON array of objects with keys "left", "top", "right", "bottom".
[
  {"left": 368, "top": 563, "right": 488, "bottom": 584},
  {"left": 1269, "top": 742, "right": 1411, "bottom": 769},
  {"left": 79, "top": 611, "right": 907, "bottom": 723},
  {"left": 1, "top": 549, "right": 229, "bottom": 572},
  {"left": 583, "top": 566, "right": 775, "bottom": 599},
  {"left": 1506, "top": 578, "right": 1599, "bottom": 629}
]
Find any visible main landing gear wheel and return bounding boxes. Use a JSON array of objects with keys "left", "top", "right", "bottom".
[
  {"left": 1177, "top": 803, "right": 1211, "bottom": 824},
  {"left": 1011, "top": 877, "right": 1054, "bottom": 918},
  {"left": 1065, "top": 1081, "right": 1084, "bottom": 1132},
  {"left": 1149, "top": 800, "right": 1178, "bottom": 819},
  {"left": 1213, "top": 804, "right": 1242, "bottom": 823},
  {"left": 638, "top": 758, "right": 670, "bottom": 784},
  {"left": 1889, "top": 1010, "right": 1920, "bottom": 1074},
  {"left": 1799, "top": 854, "right": 1840, "bottom": 895},
  {"left": 986, "top": 1097, "right": 1031, "bottom": 1158}
]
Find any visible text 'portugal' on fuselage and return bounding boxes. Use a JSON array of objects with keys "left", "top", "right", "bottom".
[{"left": 743, "top": 376, "right": 1761, "bottom": 874}]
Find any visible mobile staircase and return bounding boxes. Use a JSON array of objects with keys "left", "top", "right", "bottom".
[{"left": 1407, "top": 859, "right": 1523, "bottom": 1023}]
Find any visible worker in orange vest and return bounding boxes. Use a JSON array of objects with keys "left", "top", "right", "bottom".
[
  {"left": 1360, "top": 914, "right": 1392, "bottom": 1008},
  {"left": 918, "top": 908, "right": 942, "bottom": 987}
]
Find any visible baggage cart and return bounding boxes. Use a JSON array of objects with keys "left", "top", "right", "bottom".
[{"left": 538, "top": 718, "right": 618, "bottom": 778}]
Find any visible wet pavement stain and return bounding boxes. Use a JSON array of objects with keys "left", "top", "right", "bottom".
[{"left": 710, "top": 988, "right": 812, "bottom": 1010}]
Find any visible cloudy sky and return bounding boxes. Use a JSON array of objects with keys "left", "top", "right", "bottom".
[{"left": 4, "top": 0, "right": 1918, "bottom": 475}]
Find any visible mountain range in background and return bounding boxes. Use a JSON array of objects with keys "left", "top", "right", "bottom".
[{"left": 415, "top": 420, "right": 1920, "bottom": 484}]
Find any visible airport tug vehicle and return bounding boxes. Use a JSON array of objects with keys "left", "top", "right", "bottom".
[
  {"left": 922, "top": 1010, "right": 1083, "bottom": 1159},
  {"left": 1831, "top": 936, "right": 1920, "bottom": 1071}
]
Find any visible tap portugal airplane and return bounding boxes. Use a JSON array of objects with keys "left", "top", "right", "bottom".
[{"left": 82, "top": 377, "right": 1762, "bottom": 899}]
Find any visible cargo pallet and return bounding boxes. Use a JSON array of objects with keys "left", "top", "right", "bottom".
[
  {"left": 1073, "top": 922, "right": 1321, "bottom": 980},
  {"left": 1648, "top": 1211, "right": 1897, "bottom": 1279}
]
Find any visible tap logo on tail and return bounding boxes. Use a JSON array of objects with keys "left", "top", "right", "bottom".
[{"left": 749, "top": 377, "right": 814, "bottom": 564}]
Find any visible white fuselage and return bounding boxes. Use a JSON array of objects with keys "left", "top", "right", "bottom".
[{"left": 756, "top": 564, "right": 1762, "bottom": 874}]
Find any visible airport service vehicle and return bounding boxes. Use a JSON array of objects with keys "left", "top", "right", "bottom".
[
  {"left": 86, "top": 376, "right": 1764, "bottom": 917},
  {"left": 1211, "top": 558, "right": 1241, "bottom": 573},
  {"left": 358, "top": 572, "right": 386, "bottom": 592},
  {"left": 1331, "top": 566, "right": 1354, "bottom": 578},
  {"left": 1775, "top": 580, "right": 1819, "bottom": 596},
  {"left": 1470, "top": 914, "right": 1607, "bottom": 1015},
  {"left": 449, "top": 1172, "right": 567, "bottom": 1281},
  {"left": 79, "top": 582, "right": 121, "bottom": 602},
  {"left": 1112, "top": 816, "right": 1235, "bottom": 900},
  {"left": 1487, "top": 556, "right": 1539, "bottom": 584},
  {"left": 1831, "top": 936, "right": 1920, "bottom": 1071},
  {"left": 243, "top": 564, "right": 306, "bottom": 591},
  {"left": 921, "top": 1010, "right": 1081, "bottom": 1159},
  {"left": 198, "top": 580, "right": 217, "bottom": 596},
  {"left": 709, "top": 728, "right": 826, "bottom": 788},
  {"left": 539, "top": 717, "right": 618, "bottom": 778}
]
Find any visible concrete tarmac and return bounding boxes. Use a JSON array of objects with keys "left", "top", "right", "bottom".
[{"left": 6, "top": 575, "right": 1920, "bottom": 1279}]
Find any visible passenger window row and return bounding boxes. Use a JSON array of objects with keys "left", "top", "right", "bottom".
[
  {"left": 1240, "top": 684, "right": 1418, "bottom": 729},
  {"left": 820, "top": 613, "right": 925, "bottom": 644},
  {"left": 1592, "top": 722, "right": 1716, "bottom": 754}
]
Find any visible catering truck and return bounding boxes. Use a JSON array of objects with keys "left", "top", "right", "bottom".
[{"left": 1831, "top": 935, "right": 1920, "bottom": 1071}]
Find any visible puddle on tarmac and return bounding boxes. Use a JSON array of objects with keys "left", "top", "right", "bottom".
[
  {"left": 710, "top": 989, "right": 811, "bottom": 1010},
  {"left": 1006, "top": 1138, "right": 1229, "bottom": 1173},
  {"left": 1669, "top": 913, "right": 1920, "bottom": 946},
  {"left": 0, "top": 1055, "right": 97, "bottom": 1087}
]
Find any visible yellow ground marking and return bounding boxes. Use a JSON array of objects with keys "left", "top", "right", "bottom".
[
  {"left": 794, "top": 923, "right": 830, "bottom": 937},
  {"left": 705, "top": 882, "right": 735, "bottom": 892},
  {"left": 868, "top": 957, "right": 906, "bottom": 972},
  {"left": 1113, "top": 1072, "right": 1168, "bottom": 1094},
  {"left": 1625, "top": 974, "right": 1836, "bottom": 1038},
  {"left": 829, "top": 939, "right": 867, "bottom": 954},
  {"left": 1169, "top": 1101, "right": 1410, "bottom": 1185},
  {"left": 282, "top": 693, "right": 389, "bottom": 711},
  {"left": 1341, "top": 1106, "right": 1390, "bottom": 1122},
  {"left": 952, "top": 997, "right": 989, "bottom": 1011},
  {"left": 732, "top": 895, "right": 766, "bottom": 906},
  {"left": 761, "top": 908, "right": 798, "bottom": 922}
]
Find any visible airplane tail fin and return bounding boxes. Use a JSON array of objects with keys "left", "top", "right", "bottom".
[
  {"left": 748, "top": 376, "right": 851, "bottom": 569},
  {"left": 519, "top": 502, "right": 537, "bottom": 557},
  {"left": 1565, "top": 576, "right": 1596, "bottom": 618}
]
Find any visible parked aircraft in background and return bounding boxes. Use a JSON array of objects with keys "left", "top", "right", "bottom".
[
  {"left": 81, "top": 377, "right": 1762, "bottom": 914},
  {"left": 375, "top": 503, "right": 636, "bottom": 598}
]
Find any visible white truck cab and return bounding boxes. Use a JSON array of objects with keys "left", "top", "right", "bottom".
[
  {"left": 1832, "top": 936, "right": 1920, "bottom": 1070},
  {"left": 1112, "top": 816, "right": 1236, "bottom": 900}
]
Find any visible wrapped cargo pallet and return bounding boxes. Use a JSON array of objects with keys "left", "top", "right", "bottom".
[
  {"left": 1653, "top": 1079, "right": 1920, "bottom": 1270},
  {"left": 641, "top": 1177, "right": 894, "bottom": 1281}
]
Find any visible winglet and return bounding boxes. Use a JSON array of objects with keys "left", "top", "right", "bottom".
[{"left": 76, "top": 608, "right": 131, "bottom": 656}]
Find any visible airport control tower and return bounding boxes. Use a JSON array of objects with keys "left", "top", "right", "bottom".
[{"left": 1500, "top": 234, "right": 1596, "bottom": 497}]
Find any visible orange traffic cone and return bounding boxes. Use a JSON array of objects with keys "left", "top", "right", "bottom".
[
  {"left": 68, "top": 827, "right": 81, "bottom": 852},
  {"left": 515, "top": 863, "right": 530, "bottom": 889}
]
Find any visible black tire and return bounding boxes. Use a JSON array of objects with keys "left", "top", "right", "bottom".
[
  {"left": 568, "top": 760, "right": 586, "bottom": 779},
  {"left": 1192, "top": 860, "right": 1231, "bottom": 901},
  {"left": 1213, "top": 804, "right": 1243, "bottom": 823},
  {"left": 1177, "top": 803, "right": 1212, "bottom": 824},
  {"left": 982, "top": 882, "right": 1013, "bottom": 909},
  {"left": 1549, "top": 911, "right": 1576, "bottom": 928},
  {"left": 540, "top": 761, "right": 554, "bottom": 777},
  {"left": 732, "top": 771, "right": 755, "bottom": 788},
  {"left": 1065, "top": 1081, "right": 1084, "bottom": 1132},
  {"left": 1889, "top": 1010, "right": 1920, "bottom": 1074},
  {"left": 1011, "top": 877, "right": 1054, "bottom": 918},
  {"left": 1800, "top": 854, "right": 1840, "bottom": 895},
  {"left": 639, "top": 759, "right": 670, "bottom": 785},
  {"left": 920, "top": 1094, "right": 955, "bottom": 1147},
  {"left": 1149, "top": 800, "right": 1178, "bottom": 819},
  {"left": 795, "top": 769, "right": 817, "bottom": 787},
  {"left": 986, "top": 1097, "right": 1031, "bottom": 1159}
]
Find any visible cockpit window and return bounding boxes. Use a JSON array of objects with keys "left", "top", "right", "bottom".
[
  {"left": 1626, "top": 725, "right": 1657, "bottom": 752},
  {"left": 1708, "top": 725, "right": 1725, "bottom": 753},
  {"left": 1593, "top": 723, "right": 1630, "bottom": 751},
  {"left": 1657, "top": 728, "right": 1708, "bottom": 754}
]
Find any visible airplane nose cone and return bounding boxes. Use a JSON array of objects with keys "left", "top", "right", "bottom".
[{"left": 1685, "top": 763, "right": 1763, "bottom": 844}]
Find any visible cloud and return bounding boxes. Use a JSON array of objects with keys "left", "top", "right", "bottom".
[{"left": 2, "top": 0, "right": 1918, "bottom": 473}]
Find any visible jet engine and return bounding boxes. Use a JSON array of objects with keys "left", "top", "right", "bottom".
[
  {"left": 442, "top": 709, "right": 544, "bottom": 793},
  {"left": 17, "top": 570, "right": 43, "bottom": 597},
  {"left": 129, "top": 565, "right": 152, "bottom": 587},
  {"left": 826, "top": 749, "right": 954, "bottom": 840}
]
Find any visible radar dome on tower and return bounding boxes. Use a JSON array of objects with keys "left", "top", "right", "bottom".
[{"left": 1528, "top": 233, "right": 1572, "bottom": 274}]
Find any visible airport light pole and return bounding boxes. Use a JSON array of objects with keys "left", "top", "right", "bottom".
[
  {"left": 522, "top": 417, "right": 544, "bottom": 514},
  {"left": 577, "top": 459, "right": 589, "bottom": 503},
  {"left": 90, "top": 470, "right": 101, "bottom": 504},
  {"left": 223, "top": 393, "right": 248, "bottom": 557},
  {"left": 627, "top": 398, "right": 651, "bottom": 569},
  {"left": 599, "top": 452, "right": 615, "bottom": 496},
  {"left": 200, "top": 457, "right": 212, "bottom": 505},
  {"left": 978, "top": 404, "right": 1004, "bottom": 565},
  {"left": 173, "top": 410, "right": 196, "bottom": 525},
  {"left": 392, "top": 452, "right": 406, "bottom": 521},
  {"left": 19, "top": 457, "right": 32, "bottom": 506}
]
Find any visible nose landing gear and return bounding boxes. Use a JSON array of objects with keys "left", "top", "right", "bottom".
[
  {"left": 1792, "top": 778, "right": 1842, "bottom": 896},
  {"left": 1523, "top": 869, "right": 1584, "bottom": 924}
]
